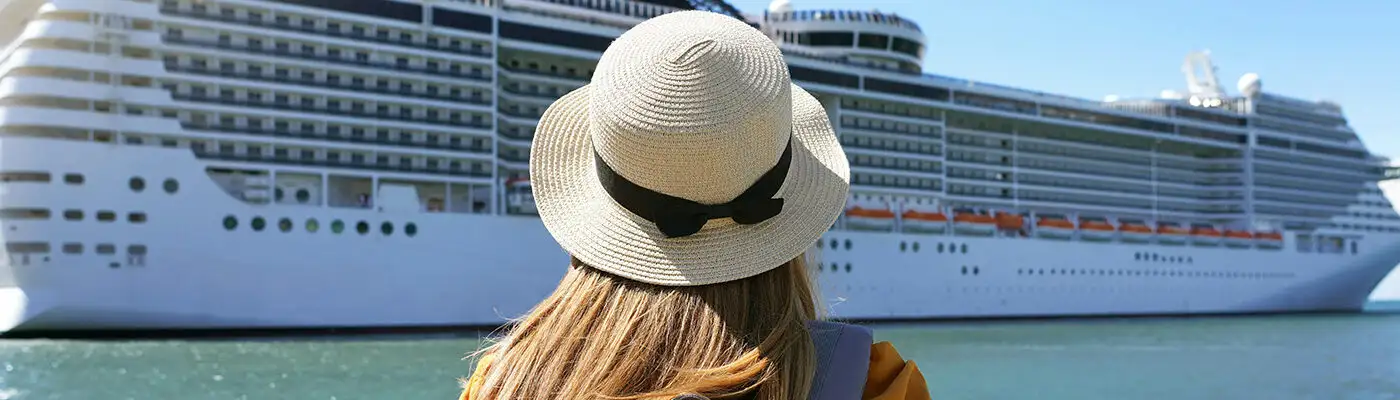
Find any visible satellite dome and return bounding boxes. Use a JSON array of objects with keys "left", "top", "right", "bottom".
[
  {"left": 768, "top": 0, "right": 794, "bottom": 14},
  {"left": 1237, "top": 73, "right": 1262, "bottom": 97}
]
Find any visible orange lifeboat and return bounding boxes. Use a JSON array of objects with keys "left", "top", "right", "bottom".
[
  {"left": 995, "top": 211, "right": 1025, "bottom": 231},
  {"left": 1189, "top": 224, "right": 1223, "bottom": 246},
  {"left": 1119, "top": 219, "right": 1154, "bottom": 243},
  {"left": 901, "top": 207, "right": 949, "bottom": 234},
  {"left": 1255, "top": 231, "right": 1284, "bottom": 249},
  {"left": 1078, "top": 217, "right": 1116, "bottom": 241},
  {"left": 1034, "top": 215, "right": 1075, "bottom": 239},
  {"left": 952, "top": 209, "right": 997, "bottom": 235},
  {"left": 1223, "top": 230, "right": 1254, "bottom": 248},
  {"left": 1156, "top": 222, "right": 1189, "bottom": 245},
  {"left": 845, "top": 205, "right": 896, "bottom": 231}
]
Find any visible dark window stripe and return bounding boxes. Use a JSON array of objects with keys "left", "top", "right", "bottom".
[
  {"left": 268, "top": 0, "right": 421, "bottom": 23},
  {"left": 498, "top": 21, "right": 612, "bottom": 52},
  {"left": 432, "top": 8, "right": 491, "bottom": 33},
  {"left": 863, "top": 77, "right": 949, "bottom": 102},
  {"left": 788, "top": 65, "right": 859, "bottom": 89}
]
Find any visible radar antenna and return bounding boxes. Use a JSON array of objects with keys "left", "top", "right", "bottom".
[{"left": 1182, "top": 51, "right": 1225, "bottom": 98}]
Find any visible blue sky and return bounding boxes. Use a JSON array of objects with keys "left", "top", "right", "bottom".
[{"left": 726, "top": 0, "right": 1400, "bottom": 300}]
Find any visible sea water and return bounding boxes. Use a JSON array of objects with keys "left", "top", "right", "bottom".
[{"left": 2, "top": 309, "right": 1399, "bottom": 400}]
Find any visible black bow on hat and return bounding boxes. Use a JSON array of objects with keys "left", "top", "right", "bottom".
[{"left": 594, "top": 138, "right": 793, "bottom": 238}]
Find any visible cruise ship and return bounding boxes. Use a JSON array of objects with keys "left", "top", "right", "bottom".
[{"left": 3, "top": 0, "right": 1399, "bottom": 335}]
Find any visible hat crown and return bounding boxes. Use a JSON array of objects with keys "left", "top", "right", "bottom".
[{"left": 589, "top": 11, "right": 793, "bottom": 205}]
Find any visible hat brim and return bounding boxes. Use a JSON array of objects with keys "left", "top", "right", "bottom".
[{"left": 529, "top": 84, "right": 851, "bottom": 286}]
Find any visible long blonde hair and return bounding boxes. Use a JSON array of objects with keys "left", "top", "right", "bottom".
[{"left": 468, "top": 255, "right": 821, "bottom": 399}]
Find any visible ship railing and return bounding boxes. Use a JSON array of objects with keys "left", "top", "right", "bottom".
[
  {"left": 159, "top": 6, "right": 494, "bottom": 58},
  {"left": 504, "top": 0, "right": 685, "bottom": 22},
  {"left": 764, "top": 9, "right": 921, "bottom": 32}
]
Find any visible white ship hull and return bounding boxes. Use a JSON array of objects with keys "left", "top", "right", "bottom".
[{"left": 4, "top": 139, "right": 1398, "bottom": 333}]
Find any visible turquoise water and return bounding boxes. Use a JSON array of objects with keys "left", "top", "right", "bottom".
[{"left": 3, "top": 311, "right": 1399, "bottom": 400}]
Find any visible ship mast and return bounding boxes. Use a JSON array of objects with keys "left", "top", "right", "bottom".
[{"left": 1182, "top": 50, "right": 1225, "bottom": 99}]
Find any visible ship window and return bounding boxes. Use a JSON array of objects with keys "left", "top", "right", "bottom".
[
  {"left": 96, "top": 210, "right": 116, "bottom": 222},
  {"left": 127, "top": 212, "right": 147, "bottom": 224},
  {"left": 845, "top": 263, "right": 852, "bottom": 273},
  {"left": 303, "top": 218, "right": 319, "bottom": 233},
  {"left": 891, "top": 37, "right": 923, "bottom": 58},
  {"left": 912, "top": 242, "right": 920, "bottom": 252},
  {"left": 857, "top": 33, "right": 889, "bottom": 50},
  {"left": 844, "top": 239, "right": 852, "bottom": 250},
  {"left": 960, "top": 244, "right": 968, "bottom": 254},
  {"left": 96, "top": 244, "right": 116, "bottom": 254},
  {"left": 900, "top": 242, "right": 907, "bottom": 252},
  {"left": 251, "top": 217, "right": 266, "bottom": 231},
  {"left": 63, "top": 210, "right": 82, "bottom": 220},
  {"left": 0, "top": 172, "right": 50, "bottom": 183},
  {"left": 380, "top": 222, "right": 393, "bottom": 236},
  {"left": 223, "top": 215, "right": 237, "bottom": 230},
  {"left": 278, "top": 218, "right": 292, "bottom": 232},
  {"left": 937, "top": 243, "right": 945, "bottom": 253},
  {"left": 355, "top": 221, "right": 369, "bottom": 235},
  {"left": 163, "top": 178, "right": 179, "bottom": 194},
  {"left": 62, "top": 243, "right": 82, "bottom": 254},
  {"left": 63, "top": 173, "right": 84, "bottom": 185},
  {"left": 806, "top": 31, "right": 854, "bottom": 47},
  {"left": 295, "top": 189, "right": 310, "bottom": 203},
  {"left": 405, "top": 222, "right": 417, "bottom": 237},
  {"left": 331, "top": 219, "right": 345, "bottom": 234}
]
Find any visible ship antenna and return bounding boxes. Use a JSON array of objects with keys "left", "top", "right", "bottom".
[{"left": 1182, "top": 50, "right": 1225, "bottom": 98}]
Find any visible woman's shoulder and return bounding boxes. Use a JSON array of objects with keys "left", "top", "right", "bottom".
[{"left": 862, "top": 341, "right": 931, "bottom": 400}]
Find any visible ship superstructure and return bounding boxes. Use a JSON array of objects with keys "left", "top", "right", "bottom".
[{"left": 1, "top": 0, "right": 1397, "bottom": 334}]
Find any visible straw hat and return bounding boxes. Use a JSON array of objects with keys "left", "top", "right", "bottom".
[{"left": 529, "top": 10, "right": 850, "bottom": 286}]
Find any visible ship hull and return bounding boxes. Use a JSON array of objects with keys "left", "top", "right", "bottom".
[{"left": 3, "top": 138, "right": 1399, "bottom": 335}]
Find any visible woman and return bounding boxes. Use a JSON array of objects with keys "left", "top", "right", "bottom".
[{"left": 459, "top": 10, "right": 930, "bottom": 400}]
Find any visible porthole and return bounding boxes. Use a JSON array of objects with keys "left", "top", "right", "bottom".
[
  {"left": 331, "top": 219, "right": 345, "bottom": 234},
  {"left": 380, "top": 221, "right": 393, "bottom": 236},
  {"left": 899, "top": 242, "right": 907, "bottom": 252},
  {"left": 973, "top": 267, "right": 980, "bottom": 275},
  {"left": 251, "top": 217, "right": 266, "bottom": 231},
  {"left": 844, "top": 263, "right": 851, "bottom": 273},
  {"left": 129, "top": 177, "right": 145, "bottom": 192},
  {"left": 961, "top": 266, "right": 968, "bottom": 275},
  {"left": 843, "top": 239, "right": 852, "bottom": 250},
  {"left": 829, "top": 239, "right": 837, "bottom": 250},
  {"left": 223, "top": 215, "right": 238, "bottom": 230},
  {"left": 295, "top": 189, "right": 310, "bottom": 204},
  {"left": 278, "top": 218, "right": 292, "bottom": 232},
  {"left": 355, "top": 221, "right": 369, "bottom": 235},
  {"left": 163, "top": 178, "right": 179, "bottom": 194},
  {"left": 63, "top": 209, "right": 83, "bottom": 221},
  {"left": 96, "top": 210, "right": 116, "bottom": 222},
  {"left": 306, "top": 218, "right": 319, "bottom": 233},
  {"left": 912, "top": 242, "right": 919, "bottom": 252},
  {"left": 1135, "top": 252, "right": 1142, "bottom": 260},
  {"left": 830, "top": 263, "right": 838, "bottom": 272},
  {"left": 404, "top": 222, "right": 417, "bottom": 237},
  {"left": 960, "top": 244, "right": 968, "bottom": 254},
  {"left": 275, "top": 187, "right": 285, "bottom": 202}
]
